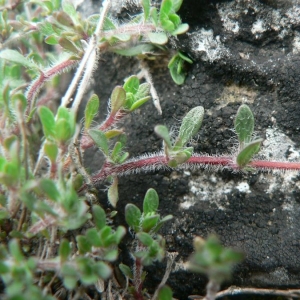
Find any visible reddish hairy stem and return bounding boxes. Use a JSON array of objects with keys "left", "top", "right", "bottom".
[
  {"left": 76, "top": 154, "right": 300, "bottom": 193},
  {"left": 134, "top": 257, "right": 144, "bottom": 300},
  {"left": 26, "top": 59, "right": 78, "bottom": 114}
]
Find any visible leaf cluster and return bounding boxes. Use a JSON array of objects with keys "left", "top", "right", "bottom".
[
  {"left": 155, "top": 106, "right": 204, "bottom": 167},
  {"left": 187, "top": 235, "right": 244, "bottom": 284}
]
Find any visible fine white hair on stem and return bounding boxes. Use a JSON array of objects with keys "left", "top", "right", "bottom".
[
  {"left": 35, "top": 0, "right": 111, "bottom": 175},
  {"left": 138, "top": 60, "right": 162, "bottom": 115}
]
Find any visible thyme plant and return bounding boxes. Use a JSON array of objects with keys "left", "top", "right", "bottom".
[{"left": 0, "top": 0, "right": 299, "bottom": 299}]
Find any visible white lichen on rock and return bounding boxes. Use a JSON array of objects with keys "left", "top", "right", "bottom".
[{"left": 188, "top": 29, "right": 229, "bottom": 62}]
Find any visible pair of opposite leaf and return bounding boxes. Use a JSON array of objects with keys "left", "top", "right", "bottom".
[{"left": 155, "top": 104, "right": 262, "bottom": 169}]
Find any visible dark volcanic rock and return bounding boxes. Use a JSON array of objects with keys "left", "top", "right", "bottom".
[{"left": 80, "top": 0, "right": 300, "bottom": 298}]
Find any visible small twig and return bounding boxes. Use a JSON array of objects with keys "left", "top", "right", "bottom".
[
  {"left": 61, "top": 0, "right": 111, "bottom": 109},
  {"left": 138, "top": 61, "right": 162, "bottom": 115},
  {"left": 151, "top": 252, "right": 178, "bottom": 300},
  {"left": 189, "top": 286, "right": 300, "bottom": 300},
  {"left": 17, "top": 206, "right": 27, "bottom": 231},
  {"left": 69, "top": 140, "right": 93, "bottom": 188}
]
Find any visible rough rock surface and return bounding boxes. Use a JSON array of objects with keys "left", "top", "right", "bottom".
[{"left": 80, "top": 0, "right": 300, "bottom": 298}]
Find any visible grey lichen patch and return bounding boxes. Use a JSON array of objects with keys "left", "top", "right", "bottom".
[
  {"left": 260, "top": 126, "right": 300, "bottom": 161},
  {"left": 251, "top": 19, "right": 267, "bottom": 38},
  {"left": 215, "top": 0, "right": 299, "bottom": 42},
  {"left": 188, "top": 29, "right": 229, "bottom": 62},
  {"left": 217, "top": 3, "right": 240, "bottom": 34},
  {"left": 180, "top": 174, "right": 234, "bottom": 211}
]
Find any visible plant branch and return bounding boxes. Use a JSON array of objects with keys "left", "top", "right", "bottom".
[
  {"left": 189, "top": 286, "right": 300, "bottom": 300},
  {"left": 138, "top": 61, "right": 162, "bottom": 115},
  {"left": 77, "top": 153, "right": 300, "bottom": 192},
  {"left": 61, "top": 0, "right": 111, "bottom": 109},
  {"left": 26, "top": 59, "right": 78, "bottom": 114}
]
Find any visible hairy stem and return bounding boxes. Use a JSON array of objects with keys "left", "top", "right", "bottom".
[
  {"left": 26, "top": 59, "right": 78, "bottom": 114},
  {"left": 77, "top": 154, "right": 300, "bottom": 192}
]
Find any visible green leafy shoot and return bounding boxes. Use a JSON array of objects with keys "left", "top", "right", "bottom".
[
  {"left": 168, "top": 52, "right": 193, "bottom": 85},
  {"left": 187, "top": 235, "right": 244, "bottom": 284},
  {"left": 234, "top": 105, "right": 263, "bottom": 168}
]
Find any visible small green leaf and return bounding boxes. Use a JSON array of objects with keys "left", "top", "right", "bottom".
[
  {"left": 85, "top": 94, "right": 100, "bottom": 130},
  {"left": 59, "top": 239, "right": 71, "bottom": 262},
  {"left": 59, "top": 37, "right": 79, "bottom": 53},
  {"left": 104, "top": 249, "right": 118, "bottom": 261},
  {"left": 0, "top": 49, "right": 39, "bottom": 70},
  {"left": 105, "top": 129, "right": 123, "bottom": 139},
  {"left": 86, "top": 228, "right": 102, "bottom": 247},
  {"left": 45, "top": 35, "right": 59, "bottom": 45},
  {"left": 40, "top": 179, "right": 60, "bottom": 202},
  {"left": 55, "top": 119, "right": 72, "bottom": 142},
  {"left": 130, "top": 96, "right": 150, "bottom": 111},
  {"left": 110, "top": 86, "right": 126, "bottom": 114},
  {"left": 118, "top": 152, "right": 129, "bottom": 164},
  {"left": 160, "top": 0, "right": 173, "bottom": 18},
  {"left": 169, "top": 14, "right": 181, "bottom": 27},
  {"left": 111, "top": 142, "right": 122, "bottom": 162},
  {"left": 171, "top": 147, "right": 193, "bottom": 165},
  {"left": 89, "top": 129, "right": 109, "bottom": 156},
  {"left": 147, "top": 32, "right": 168, "bottom": 45},
  {"left": 154, "top": 125, "right": 172, "bottom": 149},
  {"left": 62, "top": 0, "right": 77, "bottom": 22},
  {"left": 119, "top": 263, "right": 133, "bottom": 279},
  {"left": 236, "top": 138, "right": 263, "bottom": 168},
  {"left": 178, "top": 51, "right": 193, "bottom": 63},
  {"left": 154, "top": 214, "right": 173, "bottom": 233},
  {"left": 176, "top": 106, "right": 204, "bottom": 147},
  {"left": 158, "top": 285, "right": 173, "bottom": 300},
  {"left": 114, "top": 226, "right": 126, "bottom": 244},
  {"left": 150, "top": 7, "right": 158, "bottom": 26},
  {"left": 108, "top": 177, "right": 118, "bottom": 207},
  {"left": 142, "top": 214, "right": 160, "bottom": 232},
  {"left": 9, "top": 239, "right": 23, "bottom": 262},
  {"left": 56, "top": 11, "right": 74, "bottom": 27},
  {"left": 96, "top": 261, "right": 112, "bottom": 279},
  {"left": 44, "top": 141, "right": 58, "bottom": 162},
  {"left": 0, "top": 210, "right": 8, "bottom": 220},
  {"left": 173, "top": 0, "right": 183, "bottom": 12},
  {"left": 172, "top": 23, "right": 189, "bottom": 35},
  {"left": 168, "top": 54, "right": 185, "bottom": 85},
  {"left": 141, "top": 0, "right": 151, "bottom": 20},
  {"left": 125, "top": 204, "right": 141, "bottom": 232},
  {"left": 234, "top": 104, "right": 254, "bottom": 144},
  {"left": 38, "top": 106, "right": 55, "bottom": 139},
  {"left": 143, "top": 188, "right": 159, "bottom": 214},
  {"left": 136, "top": 83, "right": 150, "bottom": 100},
  {"left": 63, "top": 276, "right": 77, "bottom": 290},
  {"left": 161, "top": 19, "right": 175, "bottom": 32},
  {"left": 93, "top": 205, "right": 106, "bottom": 230},
  {"left": 123, "top": 76, "right": 139, "bottom": 94},
  {"left": 137, "top": 232, "right": 153, "bottom": 247},
  {"left": 76, "top": 235, "right": 92, "bottom": 254}
]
